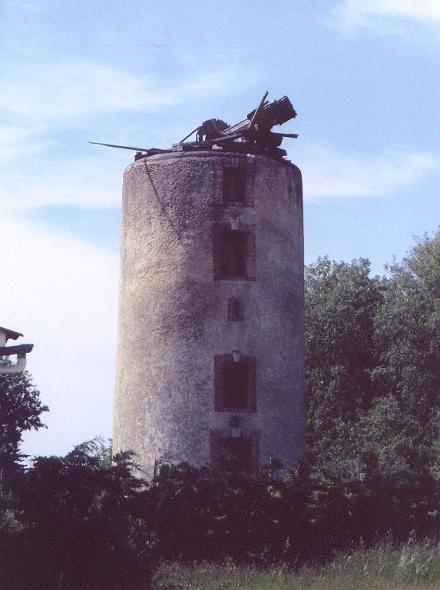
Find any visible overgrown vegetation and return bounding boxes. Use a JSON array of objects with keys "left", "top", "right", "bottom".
[
  {"left": 0, "top": 442, "right": 156, "bottom": 589},
  {"left": 155, "top": 541, "right": 440, "bottom": 589},
  {"left": 0, "top": 230, "right": 439, "bottom": 589}
]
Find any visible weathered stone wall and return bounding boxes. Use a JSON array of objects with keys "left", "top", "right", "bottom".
[{"left": 113, "top": 151, "right": 305, "bottom": 477}]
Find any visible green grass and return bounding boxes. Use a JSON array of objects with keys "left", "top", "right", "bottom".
[{"left": 154, "top": 541, "right": 440, "bottom": 589}]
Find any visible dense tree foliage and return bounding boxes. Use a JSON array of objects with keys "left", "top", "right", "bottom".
[
  {"left": 0, "top": 442, "right": 156, "bottom": 590},
  {"left": 306, "top": 231, "right": 440, "bottom": 483},
  {"left": 305, "top": 258, "right": 383, "bottom": 457},
  {"left": 0, "top": 369, "right": 47, "bottom": 470}
]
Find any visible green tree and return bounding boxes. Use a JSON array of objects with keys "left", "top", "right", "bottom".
[
  {"left": 305, "top": 257, "right": 383, "bottom": 452},
  {"left": 305, "top": 231, "right": 440, "bottom": 482},
  {"left": 374, "top": 231, "right": 440, "bottom": 412},
  {"left": 371, "top": 231, "right": 440, "bottom": 479},
  {"left": 0, "top": 370, "right": 48, "bottom": 470}
]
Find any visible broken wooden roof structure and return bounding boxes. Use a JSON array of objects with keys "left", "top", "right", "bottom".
[{"left": 90, "top": 91, "right": 298, "bottom": 161}]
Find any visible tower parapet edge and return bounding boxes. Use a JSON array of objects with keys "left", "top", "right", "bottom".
[{"left": 113, "top": 150, "right": 304, "bottom": 477}]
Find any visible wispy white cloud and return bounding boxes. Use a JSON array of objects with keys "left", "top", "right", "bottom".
[
  {"left": 0, "top": 152, "right": 125, "bottom": 210},
  {"left": 295, "top": 143, "right": 439, "bottom": 199},
  {"left": 0, "top": 61, "right": 169, "bottom": 121},
  {"left": 337, "top": 0, "right": 440, "bottom": 31},
  {"left": 0, "top": 214, "right": 118, "bottom": 457},
  {"left": 0, "top": 59, "right": 254, "bottom": 123},
  {"left": 0, "top": 58, "right": 256, "bottom": 210},
  {"left": 0, "top": 125, "right": 50, "bottom": 164}
]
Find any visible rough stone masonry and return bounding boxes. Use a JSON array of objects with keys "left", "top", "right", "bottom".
[{"left": 113, "top": 150, "right": 305, "bottom": 477}]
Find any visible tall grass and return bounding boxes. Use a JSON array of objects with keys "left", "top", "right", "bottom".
[{"left": 154, "top": 540, "right": 440, "bottom": 589}]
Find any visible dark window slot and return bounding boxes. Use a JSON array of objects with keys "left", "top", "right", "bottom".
[
  {"left": 223, "top": 360, "right": 249, "bottom": 409},
  {"left": 228, "top": 297, "right": 243, "bottom": 321},
  {"left": 223, "top": 167, "right": 247, "bottom": 204},
  {"left": 214, "top": 354, "right": 256, "bottom": 413},
  {"left": 220, "top": 230, "right": 248, "bottom": 279}
]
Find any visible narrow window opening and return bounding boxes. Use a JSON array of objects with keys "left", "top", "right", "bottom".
[
  {"left": 214, "top": 354, "right": 256, "bottom": 413},
  {"left": 223, "top": 359, "right": 249, "bottom": 409},
  {"left": 223, "top": 167, "right": 246, "bottom": 205},
  {"left": 228, "top": 297, "right": 243, "bottom": 321},
  {"left": 220, "top": 229, "right": 248, "bottom": 279},
  {"left": 213, "top": 222, "right": 255, "bottom": 282}
]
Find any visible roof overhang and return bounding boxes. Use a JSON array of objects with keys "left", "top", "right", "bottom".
[{"left": 0, "top": 326, "right": 24, "bottom": 341}]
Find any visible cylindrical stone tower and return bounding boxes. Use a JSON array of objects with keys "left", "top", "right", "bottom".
[{"left": 113, "top": 150, "right": 304, "bottom": 477}]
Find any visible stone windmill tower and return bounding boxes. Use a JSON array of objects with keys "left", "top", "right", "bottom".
[{"left": 110, "top": 93, "right": 305, "bottom": 477}]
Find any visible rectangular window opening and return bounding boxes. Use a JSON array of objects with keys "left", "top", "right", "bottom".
[
  {"left": 223, "top": 167, "right": 247, "bottom": 205},
  {"left": 213, "top": 223, "right": 255, "bottom": 282},
  {"left": 220, "top": 229, "right": 248, "bottom": 279},
  {"left": 214, "top": 354, "right": 256, "bottom": 412},
  {"left": 223, "top": 360, "right": 249, "bottom": 410}
]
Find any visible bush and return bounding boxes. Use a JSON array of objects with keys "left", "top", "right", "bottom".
[{"left": 0, "top": 442, "right": 156, "bottom": 590}]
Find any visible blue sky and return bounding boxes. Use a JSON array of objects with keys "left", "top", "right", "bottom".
[{"left": 1, "top": 0, "right": 439, "bottom": 457}]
